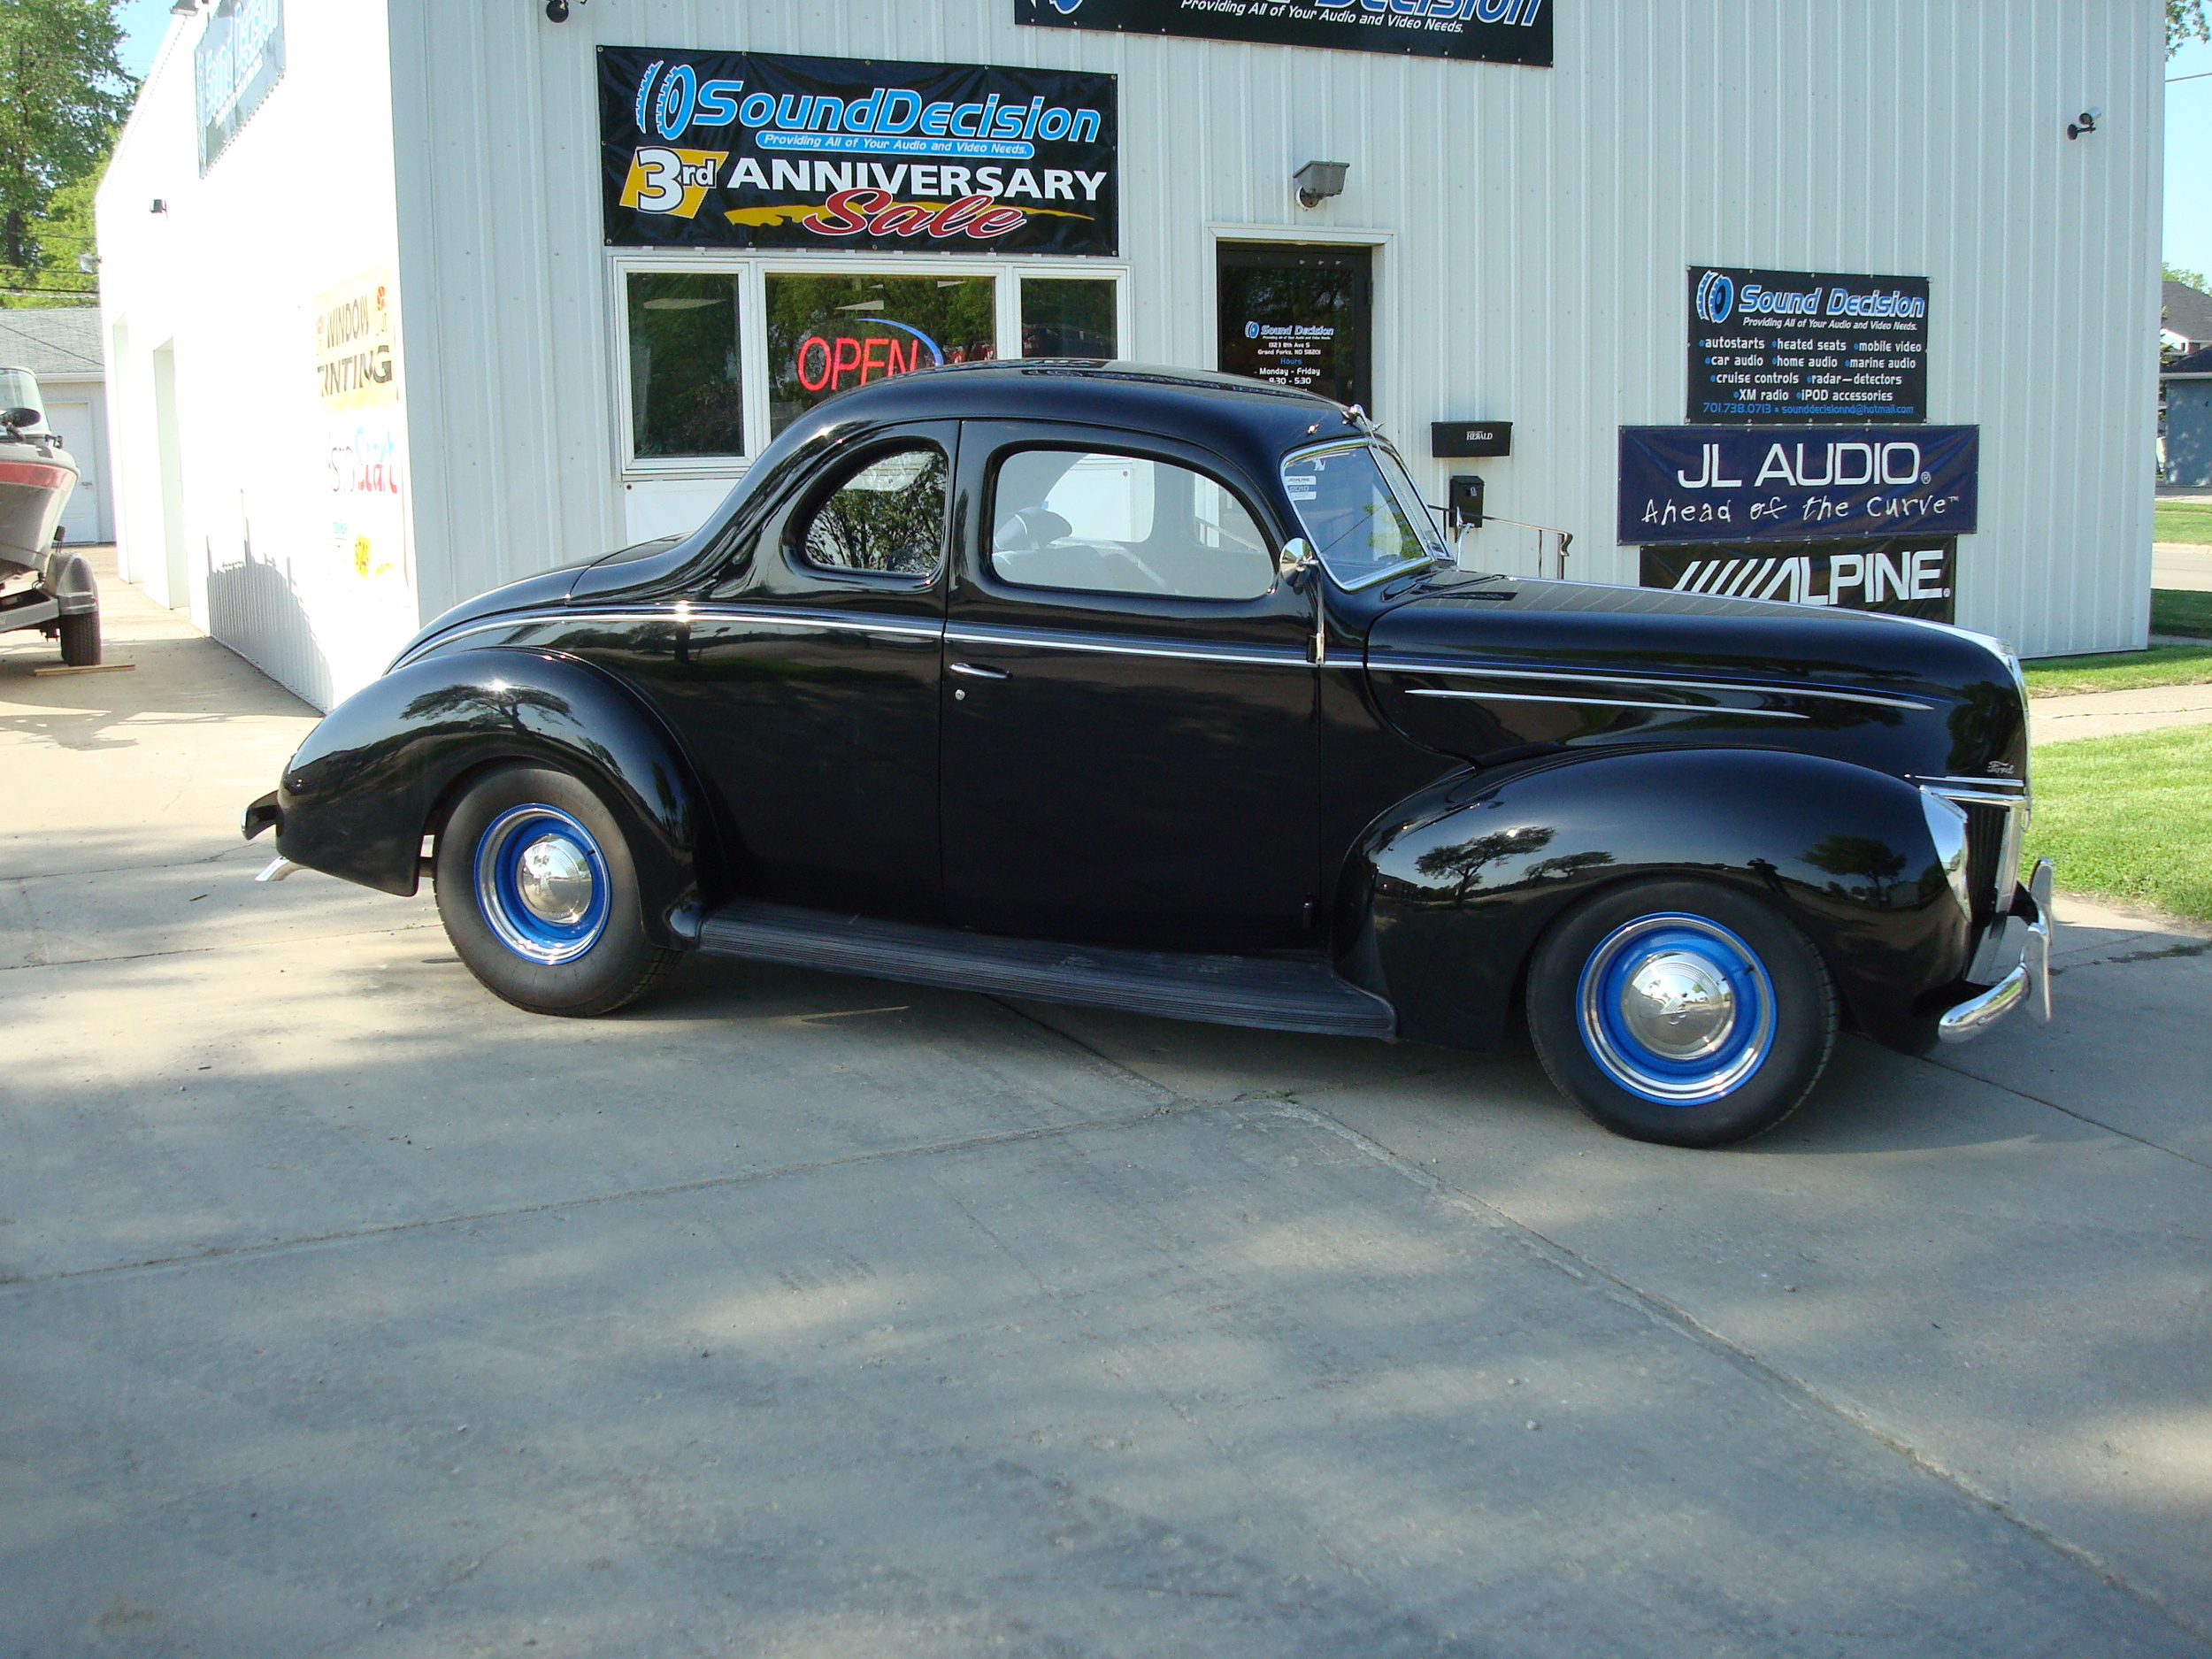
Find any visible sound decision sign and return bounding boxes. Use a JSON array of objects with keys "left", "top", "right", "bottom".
[
  {"left": 1015, "top": 0, "right": 1551, "bottom": 66},
  {"left": 1687, "top": 265, "right": 1930, "bottom": 424},
  {"left": 599, "top": 48, "right": 1118, "bottom": 256},
  {"left": 1619, "top": 425, "right": 1978, "bottom": 546}
]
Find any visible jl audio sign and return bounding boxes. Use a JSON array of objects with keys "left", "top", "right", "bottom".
[
  {"left": 1619, "top": 425, "right": 1977, "bottom": 546},
  {"left": 1688, "top": 265, "right": 1930, "bottom": 423},
  {"left": 1015, "top": 0, "right": 1550, "bottom": 66},
  {"left": 600, "top": 47, "right": 1118, "bottom": 256}
]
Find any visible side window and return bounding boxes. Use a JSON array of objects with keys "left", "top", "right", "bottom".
[
  {"left": 795, "top": 444, "right": 948, "bottom": 577},
  {"left": 989, "top": 449, "right": 1273, "bottom": 601}
]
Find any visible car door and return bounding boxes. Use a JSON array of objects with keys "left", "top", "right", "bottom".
[
  {"left": 941, "top": 422, "right": 1320, "bottom": 951},
  {"left": 617, "top": 425, "right": 954, "bottom": 922}
]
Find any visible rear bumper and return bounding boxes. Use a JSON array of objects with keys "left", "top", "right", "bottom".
[{"left": 1938, "top": 857, "right": 2053, "bottom": 1044}]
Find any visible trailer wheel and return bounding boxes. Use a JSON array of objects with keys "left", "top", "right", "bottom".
[{"left": 58, "top": 608, "right": 99, "bottom": 666}]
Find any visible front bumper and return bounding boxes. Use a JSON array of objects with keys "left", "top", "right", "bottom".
[{"left": 1937, "top": 856, "right": 2053, "bottom": 1044}]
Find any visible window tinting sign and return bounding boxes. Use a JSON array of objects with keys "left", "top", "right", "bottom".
[
  {"left": 1217, "top": 244, "right": 1371, "bottom": 411},
  {"left": 1640, "top": 538, "right": 1956, "bottom": 624},
  {"left": 1688, "top": 266, "right": 1930, "bottom": 423},
  {"left": 1619, "top": 425, "right": 1977, "bottom": 546},
  {"left": 601, "top": 47, "right": 1118, "bottom": 256},
  {"left": 1015, "top": 0, "right": 1551, "bottom": 67}
]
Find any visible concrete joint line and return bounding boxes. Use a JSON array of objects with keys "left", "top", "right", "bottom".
[
  {"left": 1915, "top": 1054, "right": 2212, "bottom": 1174},
  {"left": 0, "top": 1102, "right": 1195, "bottom": 1294},
  {"left": 1275, "top": 1103, "right": 2212, "bottom": 1650},
  {"left": 0, "top": 918, "right": 441, "bottom": 975}
]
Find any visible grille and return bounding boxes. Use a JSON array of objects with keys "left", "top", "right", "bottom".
[{"left": 1962, "top": 801, "right": 2016, "bottom": 925}]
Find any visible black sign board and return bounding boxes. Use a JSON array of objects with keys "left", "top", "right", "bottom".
[
  {"left": 1687, "top": 266, "right": 1930, "bottom": 423},
  {"left": 1016, "top": 0, "right": 1551, "bottom": 66},
  {"left": 1640, "top": 538, "right": 1957, "bottom": 624},
  {"left": 1619, "top": 425, "right": 1977, "bottom": 547},
  {"left": 1432, "top": 421, "right": 1511, "bottom": 457},
  {"left": 599, "top": 47, "right": 1118, "bottom": 256},
  {"left": 1217, "top": 244, "right": 1372, "bottom": 410}
]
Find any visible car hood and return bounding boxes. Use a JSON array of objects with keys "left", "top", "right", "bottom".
[{"left": 1363, "top": 578, "right": 2028, "bottom": 786}]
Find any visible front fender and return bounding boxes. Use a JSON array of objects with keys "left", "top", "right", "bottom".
[
  {"left": 273, "top": 648, "right": 704, "bottom": 945},
  {"left": 1341, "top": 748, "right": 1969, "bottom": 1056}
]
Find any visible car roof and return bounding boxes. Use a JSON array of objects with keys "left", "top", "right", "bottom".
[{"left": 783, "top": 360, "right": 1370, "bottom": 472}]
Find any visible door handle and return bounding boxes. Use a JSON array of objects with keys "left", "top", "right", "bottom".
[{"left": 948, "top": 662, "right": 1010, "bottom": 679}]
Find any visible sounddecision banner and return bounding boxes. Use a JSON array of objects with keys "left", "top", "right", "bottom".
[
  {"left": 600, "top": 48, "right": 1118, "bottom": 255},
  {"left": 1014, "top": 0, "right": 1551, "bottom": 67},
  {"left": 1619, "top": 425, "right": 1977, "bottom": 547},
  {"left": 1688, "top": 266, "right": 1930, "bottom": 424},
  {"left": 1640, "top": 538, "right": 1957, "bottom": 624}
]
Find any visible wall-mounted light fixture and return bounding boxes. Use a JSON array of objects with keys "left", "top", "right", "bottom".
[
  {"left": 544, "top": 0, "right": 586, "bottom": 19},
  {"left": 150, "top": 198, "right": 168, "bottom": 214},
  {"left": 167, "top": 0, "right": 199, "bottom": 14},
  {"left": 2067, "top": 107, "right": 2101, "bottom": 139},
  {"left": 1293, "top": 160, "right": 1348, "bottom": 210}
]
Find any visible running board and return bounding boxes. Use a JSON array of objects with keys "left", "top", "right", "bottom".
[{"left": 696, "top": 899, "right": 1396, "bottom": 1039}]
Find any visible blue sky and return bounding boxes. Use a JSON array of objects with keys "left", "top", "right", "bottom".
[{"left": 109, "top": 3, "right": 2212, "bottom": 290}]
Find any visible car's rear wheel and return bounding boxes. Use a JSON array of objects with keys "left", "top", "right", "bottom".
[
  {"left": 434, "top": 764, "right": 678, "bottom": 1017},
  {"left": 58, "top": 608, "right": 99, "bottom": 666},
  {"left": 1525, "top": 878, "right": 1836, "bottom": 1148}
]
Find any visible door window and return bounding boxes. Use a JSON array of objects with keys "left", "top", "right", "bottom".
[
  {"left": 793, "top": 442, "right": 949, "bottom": 578},
  {"left": 626, "top": 272, "right": 746, "bottom": 459},
  {"left": 1216, "top": 243, "right": 1373, "bottom": 410},
  {"left": 988, "top": 449, "right": 1271, "bottom": 600}
]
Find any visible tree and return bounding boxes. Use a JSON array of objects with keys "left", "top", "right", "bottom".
[
  {"left": 2169, "top": 263, "right": 2211, "bottom": 296},
  {"left": 2176, "top": 1, "right": 2211, "bottom": 56},
  {"left": 0, "top": 0, "right": 133, "bottom": 304}
]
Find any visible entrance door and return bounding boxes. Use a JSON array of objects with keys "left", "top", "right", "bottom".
[
  {"left": 941, "top": 423, "right": 1321, "bottom": 952},
  {"left": 1216, "top": 243, "right": 1373, "bottom": 411}
]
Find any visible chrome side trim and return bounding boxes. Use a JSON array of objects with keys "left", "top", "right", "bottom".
[
  {"left": 1405, "top": 687, "right": 1808, "bottom": 719},
  {"left": 1372, "top": 657, "right": 1936, "bottom": 711},
  {"left": 1938, "top": 964, "right": 2028, "bottom": 1042},
  {"left": 396, "top": 605, "right": 944, "bottom": 667},
  {"left": 946, "top": 626, "right": 1310, "bottom": 670},
  {"left": 1910, "top": 772, "right": 2025, "bottom": 793},
  {"left": 2025, "top": 856, "right": 2054, "bottom": 1025},
  {"left": 256, "top": 856, "right": 301, "bottom": 883}
]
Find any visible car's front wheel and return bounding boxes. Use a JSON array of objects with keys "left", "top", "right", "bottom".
[
  {"left": 1526, "top": 879, "right": 1836, "bottom": 1148},
  {"left": 434, "top": 764, "right": 679, "bottom": 1017}
]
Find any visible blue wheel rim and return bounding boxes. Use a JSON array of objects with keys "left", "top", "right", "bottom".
[
  {"left": 1575, "top": 912, "right": 1777, "bottom": 1106},
  {"left": 472, "top": 804, "right": 611, "bottom": 965}
]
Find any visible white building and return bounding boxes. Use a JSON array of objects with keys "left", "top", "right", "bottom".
[{"left": 98, "top": 0, "right": 2163, "bottom": 710}]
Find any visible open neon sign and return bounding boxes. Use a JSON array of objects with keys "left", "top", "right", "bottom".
[{"left": 792, "top": 322, "right": 991, "bottom": 393}]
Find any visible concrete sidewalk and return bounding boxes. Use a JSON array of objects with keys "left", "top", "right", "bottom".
[
  {"left": 4, "top": 565, "right": 2209, "bottom": 1657},
  {"left": 2032, "top": 681, "right": 2212, "bottom": 742}
]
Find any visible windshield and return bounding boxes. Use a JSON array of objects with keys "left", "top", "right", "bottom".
[
  {"left": 0, "top": 367, "right": 42, "bottom": 424},
  {"left": 1280, "top": 442, "right": 1448, "bottom": 588}
]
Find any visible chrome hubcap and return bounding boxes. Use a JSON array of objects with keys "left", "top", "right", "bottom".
[
  {"left": 515, "top": 833, "right": 595, "bottom": 926},
  {"left": 1617, "top": 950, "right": 1738, "bottom": 1062},
  {"left": 1576, "top": 913, "right": 1777, "bottom": 1106}
]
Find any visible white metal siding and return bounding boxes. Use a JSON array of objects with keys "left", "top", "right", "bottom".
[
  {"left": 111, "top": 0, "right": 2160, "bottom": 708},
  {"left": 97, "top": 3, "right": 411, "bottom": 708}
]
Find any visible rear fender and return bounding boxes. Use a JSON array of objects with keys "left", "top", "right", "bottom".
[
  {"left": 273, "top": 648, "right": 705, "bottom": 945},
  {"left": 1340, "top": 748, "right": 1969, "bottom": 1056}
]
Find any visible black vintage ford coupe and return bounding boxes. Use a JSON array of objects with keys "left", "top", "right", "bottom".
[{"left": 244, "top": 364, "right": 2050, "bottom": 1147}]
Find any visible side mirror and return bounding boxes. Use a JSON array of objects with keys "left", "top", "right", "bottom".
[
  {"left": 1278, "top": 536, "right": 1317, "bottom": 580},
  {"left": 0, "top": 407, "right": 40, "bottom": 434}
]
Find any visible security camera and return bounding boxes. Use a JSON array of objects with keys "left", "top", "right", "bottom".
[
  {"left": 544, "top": 0, "right": 570, "bottom": 19},
  {"left": 2067, "top": 108, "right": 2101, "bottom": 140}
]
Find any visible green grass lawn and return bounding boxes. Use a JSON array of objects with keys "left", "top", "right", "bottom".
[
  {"left": 2155, "top": 498, "right": 2212, "bottom": 545},
  {"left": 2025, "top": 725, "right": 2212, "bottom": 921},
  {"left": 2024, "top": 641, "right": 2212, "bottom": 695},
  {"left": 2154, "top": 588, "right": 2212, "bottom": 638}
]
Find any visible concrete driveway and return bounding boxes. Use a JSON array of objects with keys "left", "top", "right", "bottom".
[{"left": 4, "top": 570, "right": 2208, "bottom": 1657}]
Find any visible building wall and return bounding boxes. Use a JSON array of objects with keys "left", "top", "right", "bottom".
[
  {"left": 386, "top": 0, "right": 2162, "bottom": 664},
  {"left": 98, "top": 0, "right": 2162, "bottom": 710},
  {"left": 96, "top": 3, "right": 411, "bottom": 710}
]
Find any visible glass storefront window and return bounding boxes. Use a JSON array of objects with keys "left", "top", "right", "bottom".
[
  {"left": 626, "top": 272, "right": 745, "bottom": 460},
  {"left": 1020, "top": 278, "right": 1118, "bottom": 359},
  {"left": 764, "top": 273, "right": 995, "bottom": 437}
]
